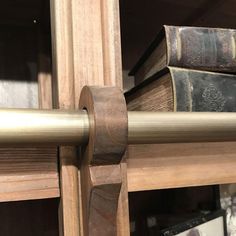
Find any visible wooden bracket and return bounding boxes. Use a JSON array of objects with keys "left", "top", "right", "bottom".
[{"left": 79, "top": 86, "right": 128, "bottom": 235}]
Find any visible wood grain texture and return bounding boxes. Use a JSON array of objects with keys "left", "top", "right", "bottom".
[
  {"left": 70, "top": 0, "right": 128, "bottom": 235},
  {"left": 87, "top": 165, "right": 122, "bottom": 235},
  {"left": 50, "top": 0, "right": 75, "bottom": 109},
  {"left": 71, "top": 0, "right": 104, "bottom": 104},
  {"left": 0, "top": 2, "right": 59, "bottom": 230},
  {"left": 100, "top": 2, "right": 129, "bottom": 234},
  {"left": 79, "top": 86, "right": 128, "bottom": 165},
  {"left": 0, "top": 147, "right": 59, "bottom": 202},
  {"left": 37, "top": 28, "right": 53, "bottom": 109},
  {"left": 70, "top": 2, "right": 105, "bottom": 232},
  {"left": 79, "top": 86, "right": 128, "bottom": 236},
  {"left": 101, "top": 0, "right": 123, "bottom": 88},
  {"left": 0, "top": 24, "right": 59, "bottom": 202},
  {"left": 58, "top": 147, "right": 79, "bottom": 236},
  {"left": 51, "top": 0, "right": 128, "bottom": 234},
  {"left": 117, "top": 161, "right": 130, "bottom": 236},
  {"left": 72, "top": 0, "right": 122, "bottom": 107},
  {"left": 50, "top": 1, "right": 80, "bottom": 236},
  {"left": 127, "top": 142, "right": 236, "bottom": 191}
]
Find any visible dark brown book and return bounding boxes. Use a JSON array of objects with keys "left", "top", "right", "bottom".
[
  {"left": 130, "top": 25, "right": 236, "bottom": 85},
  {"left": 126, "top": 67, "right": 236, "bottom": 112}
]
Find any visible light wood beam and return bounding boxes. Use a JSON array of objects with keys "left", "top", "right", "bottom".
[
  {"left": 71, "top": 0, "right": 129, "bottom": 235},
  {"left": 127, "top": 142, "right": 236, "bottom": 192},
  {"left": 50, "top": 1, "right": 80, "bottom": 236}
]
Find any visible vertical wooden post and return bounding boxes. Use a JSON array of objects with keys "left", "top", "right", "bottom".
[
  {"left": 37, "top": 27, "right": 53, "bottom": 109},
  {"left": 71, "top": 0, "right": 130, "bottom": 233},
  {"left": 50, "top": 1, "right": 80, "bottom": 236},
  {"left": 51, "top": 0, "right": 130, "bottom": 235},
  {"left": 117, "top": 162, "right": 130, "bottom": 236}
]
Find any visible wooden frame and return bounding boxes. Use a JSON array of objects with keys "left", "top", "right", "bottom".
[
  {"left": 50, "top": 0, "right": 129, "bottom": 235},
  {"left": 49, "top": 0, "right": 236, "bottom": 235},
  {"left": 1, "top": 0, "right": 236, "bottom": 235}
]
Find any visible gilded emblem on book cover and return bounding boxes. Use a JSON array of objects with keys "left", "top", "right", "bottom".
[{"left": 201, "top": 84, "right": 226, "bottom": 111}]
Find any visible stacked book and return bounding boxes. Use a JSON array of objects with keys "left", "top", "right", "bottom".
[
  {"left": 126, "top": 25, "right": 236, "bottom": 235},
  {"left": 126, "top": 25, "right": 236, "bottom": 112}
]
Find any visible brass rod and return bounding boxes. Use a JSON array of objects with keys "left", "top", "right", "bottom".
[
  {"left": 0, "top": 109, "right": 89, "bottom": 145},
  {"left": 0, "top": 109, "right": 235, "bottom": 145},
  {"left": 128, "top": 112, "right": 236, "bottom": 144}
]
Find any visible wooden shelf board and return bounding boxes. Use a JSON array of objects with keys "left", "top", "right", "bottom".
[
  {"left": 127, "top": 142, "right": 236, "bottom": 192},
  {"left": 0, "top": 147, "right": 59, "bottom": 202}
]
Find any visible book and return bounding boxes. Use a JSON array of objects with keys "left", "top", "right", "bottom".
[
  {"left": 126, "top": 67, "right": 236, "bottom": 112},
  {"left": 129, "top": 25, "right": 236, "bottom": 85}
]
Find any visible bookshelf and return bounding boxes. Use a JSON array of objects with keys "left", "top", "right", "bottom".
[
  {"left": 120, "top": 0, "right": 236, "bottom": 234},
  {"left": 0, "top": 0, "right": 236, "bottom": 235}
]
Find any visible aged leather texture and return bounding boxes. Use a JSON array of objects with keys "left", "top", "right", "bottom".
[
  {"left": 170, "top": 67, "right": 236, "bottom": 112},
  {"left": 130, "top": 25, "right": 236, "bottom": 77},
  {"left": 166, "top": 25, "right": 236, "bottom": 72}
]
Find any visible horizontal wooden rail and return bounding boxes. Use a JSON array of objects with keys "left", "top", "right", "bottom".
[{"left": 127, "top": 142, "right": 236, "bottom": 192}]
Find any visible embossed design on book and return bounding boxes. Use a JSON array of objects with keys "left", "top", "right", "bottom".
[{"left": 201, "top": 84, "right": 226, "bottom": 111}]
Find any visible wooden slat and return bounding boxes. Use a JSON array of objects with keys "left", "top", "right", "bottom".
[
  {"left": 71, "top": 1, "right": 106, "bottom": 231},
  {"left": 50, "top": 0, "right": 80, "bottom": 236},
  {"left": 50, "top": 0, "right": 75, "bottom": 109},
  {"left": 36, "top": 25, "right": 59, "bottom": 201},
  {"left": 71, "top": 0, "right": 105, "bottom": 233},
  {"left": 99, "top": 3, "right": 129, "bottom": 233},
  {"left": 72, "top": 0, "right": 104, "bottom": 102},
  {"left": 58, "top": 147, "right": 79, "bottom": 236},
  {"left": 70, "top": 0, "right": 129, "bottom": 235},
  {"left": 127, "top": 142, "right": 236, "bottom": 192},
  {"left": 72, "top": 0, "right": 122, "bottom": 106},
  {"left": 100, "top": 0, "right": 123, "bottom": 88},
  {"left": 0, "top": 24, "right": 59, "bottom": 202},
  {"left": 0, "top": 147, "right": 59, "bottom": 202},
  {"left": 50, "top": 0, "right": 128, "bottom": 234},
  {"left": 117, "top": 162, "right": 130, "bottom": 236},
  {"left": 38, "top": 28, "right": 53, "bottom": 109}
]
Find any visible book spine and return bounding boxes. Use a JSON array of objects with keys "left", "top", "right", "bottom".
[
  {"left": 170, "top": 67, "right": 236, "bottom": 112},
  {"left": 166, "top": 26, "right": 236, "bottom": 72}
]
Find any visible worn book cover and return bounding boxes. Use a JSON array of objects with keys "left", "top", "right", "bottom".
[
  {"left": 129, "top": 25, "right": 236, "bottom": 85},
  {"left": 126, "top": 67, "right": 236, "bottom": 112}
]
